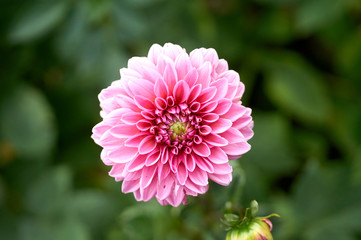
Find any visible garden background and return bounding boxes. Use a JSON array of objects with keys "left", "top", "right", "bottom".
[{"left": 1, "top": 0, "right": 361, "bottom": 239}]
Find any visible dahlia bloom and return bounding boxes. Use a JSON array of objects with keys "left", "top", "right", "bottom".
[{"left": 92, "top": 43, "right": 253, "bottom": 206}]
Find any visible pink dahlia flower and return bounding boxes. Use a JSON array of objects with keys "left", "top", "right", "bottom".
[{"left": 92, "top": 43, "right": 253, "bottom": 207}]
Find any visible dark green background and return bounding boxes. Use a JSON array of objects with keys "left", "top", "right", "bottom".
[{"left": 1, "top": 0, "right": 361, "bottom": 239}]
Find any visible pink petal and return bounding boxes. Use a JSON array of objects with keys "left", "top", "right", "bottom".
[
  {"left": 155, "top": 97, "right": 167, "bottom": 110},
  {"left": 208, "top": 173, "right": 232, "bottom": 186},
  {"left": 203, "top": 133, "right": 228, "bottom": 147},
  {"left": 147, "top": 44, "right": 163, "bottom": 64},
  {"left": 209, "top": 118, "right": 232, "bottom": 133},
  {"left": 140, "top": 164, "right": 158, "bottom": 189},
  {"left": 163, "top": 64, "right": 177, "bottom": 93},
  {"left": 173, "top": 80, "right": 190, "bottom": 103},
  {"left": 121, "top": 112, "right": 143, "bottom": 124},
  {"left": 197, "top": 62, "right": 212, "bottom": 88},
  {"left": 199, "top": 101, "right": 218, "bottom": 113},
  {"left": 108, "top": 146, "right": 138, "bottom": 163},
  {"left": 175, "top": 52, "right": 192, "bottom": 80},
  {"left": 192, "top": 142, "right": 211, "bottom": 157},
  {"left": 196, "top": 87, "right": 217, "bottom": 103},
  {"left": 154, "top": 78, "right": 169, "bottom": 99},
  {"left": 213, "top": 162, "right": 233, "bottom": 175},
  {"left": 128, "top": 79, "right": 155, "bottom": 100},
  {"left": 185, "top": 154, "right": 196, "bottom": 172},
  {"left": 140, "top": 177, "right": 157, "bottom": 201},
  {"left": 221, "top": 103, "right": 247, "bottom": 122},
  {"left": 127, "top": 154, "right": 147, "bottom": 172},
  {"left": 210, "top": 78, "right": 228, "bottom": 101},
  {"left": 190, "top": 49, "right": 204, "bottom": 68},
  {"left": 187, "top": 84, "right": 202, "bottom": 103},
  {"left": 136, "top": 119, "right": 153, "bottom": 131},
  {"left": 213, "top": 99, "right": 232, "bottom": 115},
  {"left": 157, "top": 161, "right": 170, "bottom": 181},
  {"left": 207, "top": 147, "right": 228, "bottom": 164},
  {"left": 184, "top": 68, "right": 198, "bottom": 86},
  {"left": 134, "top": 95, "right": 155, "bottom": 111},
  {"left": 122, "top": 179, "right": 140, "bottom": 193},
  {"left": 145, "top": 150, "right": 161, "bottom": 166},
  {"left": 199, "top": 125, "right": 212, "bottom": 135},
  {"left": 202, "top": 113, "right": 219, "bottom": 123},
  {"left": 185, "top": 179, "right": 209, "bottom": 194},
  {"left": 177, "top": 162, "right": 188, "bottom": 185},
  {"left": 220, "top": 127, "right": 245, "bottom": 144},
  {"left": 109, "top": 164, "right": 127, "bottom": 180},
  {"left": 124, "top": 133, "right": 148, "bottom": 147},
  {"left": 139, "top": 135, "right": 157, "bottom": 154},
  {"left": 156, "top": 175, "right": 174, "bottom": 200},
  {"left": 195, "top": 155, "right": 214, "bottom": 173},
  {"left": 188, "top": 167, "right": 208, "bottom": 186},
  {"left": 110, "top": 124, "right": 139, "bottom": 138},
  {"left": 221, "top": 142, "right": 251, "bottom": 156}
]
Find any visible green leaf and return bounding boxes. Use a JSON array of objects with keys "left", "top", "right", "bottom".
[
  {"left": 264, "top": 52, "right": 331, "bottom": 125},
  {"left": 295, "top": 0, "right": 347, "bottom": 33},
  {"left": 25, "top": 166, "right": 72, "bottom": 216},
  {"left": 244, "top": 112, "right": 297, "bottom": 175},
  {"left": 0, "top": 85, "right": 56, "bottom": 160},
  {"left": 9, "top": 0, "right": 68, "bottom": 43},
  {"left": 274, "top": 161, "right": 361, "bottom": 240}
]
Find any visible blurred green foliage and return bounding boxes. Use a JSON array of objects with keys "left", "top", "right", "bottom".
[{"left": 1, "top": 0, "right": 361, "bottom": 239}]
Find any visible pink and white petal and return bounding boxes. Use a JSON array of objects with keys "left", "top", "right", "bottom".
[
  {"left": 188, "top": 167, "right": 209, "bottom": 186},
  {"left": 141, "top": 177, "right": 158, "bottom": 201},
  {"left": 202, "top": 113, "right": 219, "bottom": 123},
  {"left": 187, "top": 84, "right": 202, "bottom": 104},
  {"left": 121, "top": 112, "right": 143, "bottom": 124},
  {"left": 208, "top": 173, "right": 232, "bottom": 186},
  {"left": 127, "top": 154, "right": 147, "bottom": 172},
  {"left": 140, "top": 164, "right": 158, "bottom": 189},
  {"left": 177, "top": 162, "right": 188, "bottom": 185},
  {"left": 213, "top": 99, "right": 232, "bottom": 115},
  {"left": 156, "top": 175, "right": 174, "bottom": 200},
  {"left": 163, "top": 64, "right": 178, "bottom": 93},
  {"left": 124, "top": 133, "right": 148, "bottom": 147},
  {"left": 199, "top": 101, "right": 218, "bottom": 113},
  {"left": 195, "top": 156, "right": 214, "bottom": 173},
  {"left": 184, "top": 68, "right": 198, "bottom": 87},
  {"left": 122, "top": 179, "right": 140, "bottom": 193},
  {"left": 175, "top": 52, "right": 192, "bottom": 80},
  {"left": 108, "top": 146, "right": 138, "bottom": 163},
  {"left": 207, "top": 147, "right": 228, "bottom": 164},
  {"left": 147, "top": 43, "right": 163, "bottom": 64},
  {"left": 213, "top": 162, "right": 233, "bottom": 175},
  {"left": 134, "top": 95, "right": 155, "bottom": 111},
  {"left": 145, "top": 150, "right": 161, "bottom": 166},
  {"left": 203, "top": 133, "right": 228, "bottom": 147},
  {"left": 136, "top": 119, "right": 153, "bottom": 131},
  {"left": 189, "top": 49, "right": 204, "bottom": 68},
  {"left": 209, "top": 118, "right": 232, "bottom": 133},
  {"left": 128, "top": 79, "right": 155, "bottom": 100},
  {"left": 196, "top": 87, "right": 217, "bottom": 103},
  {"left": 210, "top": 78, "right": 228, "bottom": 101},
  {"left": 192, "top": 142, "right": 211, "bottom": 157},
  {"left": 221, "top": 103, "right": 247, "bottom": 122},
  {"left": 197, "top": 62, "right": 212, "bottom": 88},
  {"left": 110, "top": 124, "right": 139, "bottom": 138},
  {"left": 173, "top": 80, "right": 190, "bottom": 103},
  {"left": 154, "top": 78, "right": 169, "bottom": 99},
  {"left": 185, "top": 154, "right": 196, "bottom": 172},
  {"left": 219, "top": 127, "right": 245, "bottom": 144},
  {"left": 139, "top": 135, "right": 157, "bottom": 154},
  {"left": 109, "top": 164, "right": 127, "bottom": 181},
  {"left": 221, "top": 142, "right": 251, "bottom": 156},
  {"left": 215, "top": 59, "right": 228, "bottom": 74},
  {"left": 157, "top": 161, "right": 171, "bottom": 181}
]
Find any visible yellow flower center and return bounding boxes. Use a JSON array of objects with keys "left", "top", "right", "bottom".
[{"left": 170, "top": 121, "right": 187, "bottom": 136}]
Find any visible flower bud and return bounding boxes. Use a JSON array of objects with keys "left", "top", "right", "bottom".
[{"left": 223, "top": 201, "right": 279, "bottom": 240}]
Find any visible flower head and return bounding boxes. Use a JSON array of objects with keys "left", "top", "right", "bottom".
[{"left": 92, "top": 43, "right": 253, "bottom": 206}]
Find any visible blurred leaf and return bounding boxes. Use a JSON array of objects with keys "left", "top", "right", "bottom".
[
  {"left": 19, "top": 215, "right": 90, "bottom": 240},
  {"left": 25, "top": 166, "right": 72, "bottom": 216},
  {"left": 245, "top": 112, "right": 297, "bottom": 174},
  {"left": 70, "top": 190, "right": 116, "bottom": 238},
  {"left": 0, "top": 85, "right": 56, "bottom": 160},
  {"left": 9, "top": 0, "right": 68, "bottom": 43},
  {"left": 263, "top": 51, "right": 331, "bottom": 125},
  {"left": 275, "top": 161, "right": 361, "bottom": 240},
  {"left": 295, "top": 0, "right": 347, "bottom": 33}
]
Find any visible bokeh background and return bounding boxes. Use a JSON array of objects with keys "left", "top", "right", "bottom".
[{"left": 1, "top": 0, "right": 361, "bottom": 239}]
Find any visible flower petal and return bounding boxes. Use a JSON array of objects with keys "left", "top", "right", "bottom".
[
  {"left": 139, "top": 135, "right": 157, "bottom": 154},
  {"left": 192, "top": 142, "right": 211, "bottom": 157}
]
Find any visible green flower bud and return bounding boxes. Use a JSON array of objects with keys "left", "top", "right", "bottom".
[{"left": 222, "top": 201, "right": 279, "bottom": 240}]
